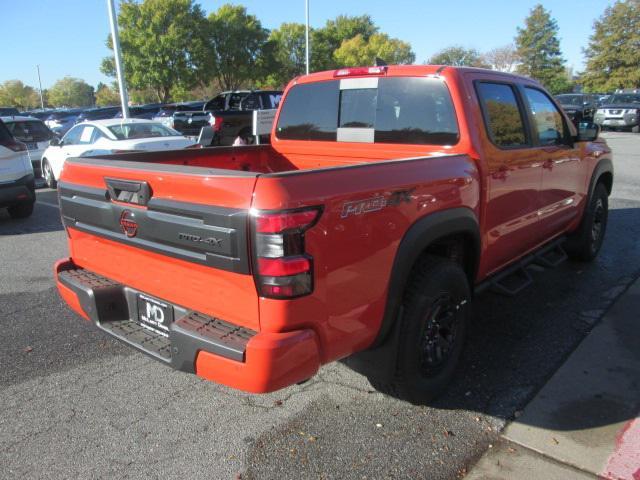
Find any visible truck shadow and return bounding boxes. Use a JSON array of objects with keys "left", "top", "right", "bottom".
[{"left": 345, "top": 206, "right": 640, "bottom": 431}]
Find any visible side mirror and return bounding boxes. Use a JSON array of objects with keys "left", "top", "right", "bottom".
[
  {"left": 577, "top": 121, "right": 600, "bottom": 142},
  {"left": 49, "top": 137, "right": 60, "bottom": 147}
]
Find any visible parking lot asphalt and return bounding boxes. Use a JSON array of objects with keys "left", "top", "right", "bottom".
[{"left": 1, "top": 132, "right": 639, "bottom": 480}]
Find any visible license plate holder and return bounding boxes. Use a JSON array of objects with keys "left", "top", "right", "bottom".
[{"left": 136, "top": 294, "right": 174, "bottom": 336}]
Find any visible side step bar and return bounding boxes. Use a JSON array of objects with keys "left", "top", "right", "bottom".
[{"left": 476, "top": 237, "right": 567, "bottom": 297}]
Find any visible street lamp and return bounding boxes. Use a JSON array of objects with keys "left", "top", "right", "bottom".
[
  {"left": 107, "top": 0, "right": 130, "bottom": 119},
  {"left": 305, "top": 0, "right": 310, "bottom": 75}
]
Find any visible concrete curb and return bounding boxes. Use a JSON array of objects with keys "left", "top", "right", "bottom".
[{"left": 466, "top": 278, "right": 640, "bottom": 480}]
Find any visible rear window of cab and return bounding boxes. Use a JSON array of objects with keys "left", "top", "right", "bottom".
[{"left": 276, "top": 77, "right": 459, "bottom": 146}]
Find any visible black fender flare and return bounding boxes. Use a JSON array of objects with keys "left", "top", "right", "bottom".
[
  {"left": 374, "top": 207, "right": 480, "bottom": 348},
  {"left": 343, "top": 207, "right": 480, "bottom": 379},
  {"left": 588, "top": 157, "right": 614, "bottom": 199}
]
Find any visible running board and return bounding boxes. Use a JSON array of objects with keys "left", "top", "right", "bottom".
[{"left": 475, "top": 237, "right": 567, "bottom": 297}]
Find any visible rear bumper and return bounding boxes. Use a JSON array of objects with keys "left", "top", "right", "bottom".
[
  {"left": 54, "top": 258, "right": 320, "bottom": 393},
  {"left": 0, "top": 174, "right": 35, "bottom": 208}
]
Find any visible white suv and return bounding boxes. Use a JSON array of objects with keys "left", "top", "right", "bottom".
[{"left": 0, "top": 119, "right": 35, "bottom": 219}]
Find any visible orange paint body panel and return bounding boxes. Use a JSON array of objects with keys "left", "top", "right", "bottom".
[{"left": 54, "top": 65, "right": 611, "bottom": 394}]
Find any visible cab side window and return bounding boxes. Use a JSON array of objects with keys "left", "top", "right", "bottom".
[
  {"left": 476, "top": 82, "right": 528, "bottom": 148},
  {"left": 524, "top": 87, "right": 567, "bottom": 146}
]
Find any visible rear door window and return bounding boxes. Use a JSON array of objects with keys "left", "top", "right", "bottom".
[
  {"left": 476, "top": 82, "right": 528, "bottom": 148},
  {"left": 276, "top": 77, "right": 459, "bottom": 145}
]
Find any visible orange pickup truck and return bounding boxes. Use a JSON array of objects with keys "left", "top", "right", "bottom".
[{"left": 55, "top": 65, "right": 612, "bottom": 403}]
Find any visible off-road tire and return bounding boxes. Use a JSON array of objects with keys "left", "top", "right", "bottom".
[
  {"left": 8, "top": 200, "right": 34, "bottom": 219},
  {"left": 369, "top": 255, "right": 471, "bottom": 404},
  {"left": 565, "top": 182, "right": 608, "bottom": 261}
]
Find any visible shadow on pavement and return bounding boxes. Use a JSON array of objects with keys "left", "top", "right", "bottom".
[{"left": 345, "top": 207, "right": 640, "bottom": 431}]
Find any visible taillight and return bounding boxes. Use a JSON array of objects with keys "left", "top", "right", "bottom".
[
  {"left": 251, "top": 207, "right": 321, "bottom": 299},
  {"left": 209, "top": 116, "right": 223, "bottom": 132},
  {"left": 0, "top": 138, "right": 27, "bottom": 152},
  {"left": 334, "top": 66, "right": 387, "bottom": 77}
]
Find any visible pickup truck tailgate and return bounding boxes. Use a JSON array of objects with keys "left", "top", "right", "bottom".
[{"left": 58, "top": 157, "right": 260, "bottom": 330}]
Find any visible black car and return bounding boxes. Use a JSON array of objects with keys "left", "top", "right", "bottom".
[
  {"left": 75, "top": 106, "right": 121, "bottom": 123},
  {"left": 113, "top": 103, "right": 164, "bottom": 120},
  {"left": 152, "top": 101, "right": 209, "bottom": 137},
  {"left": 555, "top": 94, "right": 597, "bottom": 123},
  {"left": 0, "top": 107, "right": 20, "bottom": 116},
  {"left": 593, "top": 93, "right": 640, "bottom": 133},
  {"left": 202, "top": 90, "right": 283, "bottom": 145}
]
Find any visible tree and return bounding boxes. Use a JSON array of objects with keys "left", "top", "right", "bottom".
[
  {"left": 484, "top": 44, "right": 520, "bottom": 72},
  {"left": 101, "top": 0, "right": 209, "bottom": 103},
  {"left": 515, "top": 4, "right": 572, "bottom": 94},
  {"left": 205, "top": 5, "right": 270, "bottom": 91},
  {"left": 333, "top": 33, "right": 415, "bottom": 67},
  {"left": 262, "top": 23, "right": 308, "bottom": 87},
  {"left": 313, "top": 15, "right": 378, "bottom": 70},
  {"left": 47, "top": 77, "right": 94, "bottom": 107},
  {"left": 94, "top": 83, "right": 120, "bottom": 106},
  {"left": 582, "top": 0, "right": 640, "bottom": 92},
  {"left": 428, "top": 46, "right": 488, "bottom": 67},
  {"left": 0, "top": 80, "right": 40, "bottom": 109}
]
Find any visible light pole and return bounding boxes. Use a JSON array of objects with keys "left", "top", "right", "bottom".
[
  {"left": 107, "top": 0, "right": 130, "bottom": 119},
  {"left": 36, "top": 65, "right": 44, "bottom": 109},
  {"left": 305, "top": 0, "right": 310, "bottom": 75}
]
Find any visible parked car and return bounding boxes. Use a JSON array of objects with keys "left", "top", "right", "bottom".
[
  {"left": 41, "top": 118, "right": 196, "bottom": 188},
  {"left": 0, "top": 119, "right": 35, "bottom": 218},
  {"left": 555, "top": 94, "right": 597, "bottom": 123},
  {"left": 45, "top": 109, "right": 84, "bottom": 136},
  {"left": 153, "top": 101, "right": 209, "bottom": 137},
  {"left": 593, "top": 93, "right": 640, "bottom": 132},
  {"left": 1, "top": 115, "right": 55, "bottom": 178},
  {"left": 53, "top": 65, "right": 612, "bottom": 404},
  {"left": 0, "top": 107, "right": 20, "bottom": 116},
  {"left": 202, "top": 90, "right": 283, "bottom": 145},
  {"left": 113, "top": 103, "right": 164, "bottom": 120},
  {"left": 75, "top": 106, "right": 121, "bottom": 124},
  {"left": 22, "top": 109, "right": 58, "bottom": 120}
]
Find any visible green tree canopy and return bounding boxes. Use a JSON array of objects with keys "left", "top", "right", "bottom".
[
  {"left": 515, "top": 4, "right": 572, "bottom": 94},
  {"left": 312, "top": 15, "right": 378, "bottom": 70},
  {"left": 206, "top": 4, "right": 270, "bottom": 90},
  {"left": 47, "top": 77, "right": 94, "bottom": 107},
  {"left": 0, "top": 80, "right": 40, "bottom": 110},
  {"left": 262, "top": 23, "right": 308, "bottom": 88},
  {"left": 333, "top": 33, "right": 415, "bottom": 68},
  {"left": 428, "top": 46, "right": 488, "bottom": 67},
  {"left": 581, "top": 0, "right": 640, "bottom": 92},
  {"left": 94, "top": 83, "right": 120, "bottom": 107},
  {"left": 101, "top": 0, "right": 209, "bottom": 103}
]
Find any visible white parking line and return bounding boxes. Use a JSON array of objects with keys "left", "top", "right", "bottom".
[{"left": 36, "top": 201, "right": 60, "bottom": 209}]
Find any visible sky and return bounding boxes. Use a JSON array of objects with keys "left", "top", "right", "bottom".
[{"left": 2, "top": 0, "right": 615, "bottom": 90}]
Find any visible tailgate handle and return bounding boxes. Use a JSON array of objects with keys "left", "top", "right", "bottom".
[{"left": 105, "top": 178, "right": 151, "bottom": 206}]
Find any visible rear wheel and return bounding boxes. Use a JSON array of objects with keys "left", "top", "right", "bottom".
[
  {"left": 565, "top": 182, "right": 608, "bottom": 261},
  {"left": 42, "top": 159, "right": 57, "bottom": 189},
  {"left": 8, "top": 201, "right": 34, "bottom": 219},
  {"left": 368, "top": 255, "right": 471, "bottom": 404}
]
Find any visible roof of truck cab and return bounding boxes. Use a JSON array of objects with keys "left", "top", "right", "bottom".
[{"left": 292, "top": 64, "right": 539, "bottom": 86}]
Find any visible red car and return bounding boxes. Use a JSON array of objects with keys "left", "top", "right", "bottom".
[{"left": 54, "top": 65, "right": 612, "bottom": 404}]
